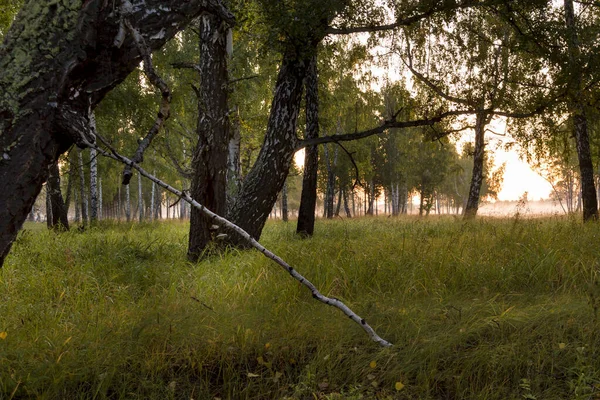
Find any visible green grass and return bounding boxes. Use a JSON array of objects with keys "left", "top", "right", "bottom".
[{"left": 1, "top": 216, "right": 600, "bottom": 399}]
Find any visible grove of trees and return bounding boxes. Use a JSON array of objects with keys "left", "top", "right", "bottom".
[{"left": 3, "top": 0, "right": 600, "bottom": 267}]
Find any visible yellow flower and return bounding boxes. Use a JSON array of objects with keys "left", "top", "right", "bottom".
[
  {"left": 395, "top": 381, "right": 405, "bottom": 391},
  {"left": 369, "top": 360, "right": 377, "bottom": 369},
  {"left": 0, "top": 331, "right": 7, "bottom": 340}
]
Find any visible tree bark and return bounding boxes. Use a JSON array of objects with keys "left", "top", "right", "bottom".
[
  {"left": 342, "top": 188, "right": 352, "bottom": 217},
  {"left": 138, "top": 170, "right": 143, "bottom": 222},
  {"left": 125, "top": 184, "right": 131, "bottom": 222},
  {"left": 281, "top": 181, "right": 289, "bottom": 222},
  {"left": 78, "top": 149, "right": 88, "bottom": 225},
  {"left": 296, "top": 55, "right": 320, "bottom": 236},
  {"left": 464, "top": 112, "right": 487, "bottom": 219},
  {"left": 226, "top": 53, "right": 308, "bottom": 244},
  {"left": 46, "top": 160, "right": 70, "bottom": 230},
  {"left": 90, "top": 147, "right": 98, "bottom": 221},
  {"left": 227, "top": 106, "right": 242, "bottom": 207},
  {"left": 0, "top": 0, "right": 234, "bottom": 267},
  {"left": 323, "top": 144, "right": 336, "bottom": 219},
  {"left": 563, "top": 0, "right": 598, "bottom": 221},
  {"left": 188, "top": 13, "right": 230, "bottom": 262}
]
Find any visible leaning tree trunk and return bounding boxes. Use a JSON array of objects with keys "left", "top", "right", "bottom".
[
  {"left": 296, "top": 55, "right": 320, "bottom": 236},
  {"left": 226, "top": 53, "right": 309, "bottom": 244},
  {"left": 187, "top": 12, "right": 230, "bottom": 262},
  {"left": 0, "top": 0, "right": 234, "bottom": 267},
  {"left": 46, "top": 160, "right": 70, "bottom": 230},
  {"left": 564, "top": 0, "right": 598, "bottom": 221},
  {"left": 464, "top": 112, "right": 487, "bottom": 219}
]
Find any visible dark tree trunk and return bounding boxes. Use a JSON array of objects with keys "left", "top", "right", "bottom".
[
  {"left": 0, "top": 0, "right": 233, "bottom": 267},
  {"left": 367, "top": 179, "right": 375, "bottom": 215},
  {"left": 296, "top": 55, "right": 319, "bottom": 236},
  {"left": 335, "top": 188, "right": 342, "bottom": 217},
  {"left": 323, "top": 144, "right": 335, "bottom": 219},
  {"left": 464, "top": 112, "right": 487, "bottom": 219},
  {"left": 226, "top": 53, "right": 308, "bottom": 244},
  {"left": 281, "top": 181, "right": 289, "bottom": 222},
  {"left": 188, "top": 13, "right": 230, "bottom": 262},
  {"left": 564, "top": 0, "right": 598, "bottom": 221},
  {"left": 46, "top": 161, "right": 69, "bottom": 230},
  {"left": 342, "top": 188, "right": 352, "bottom": 217}
]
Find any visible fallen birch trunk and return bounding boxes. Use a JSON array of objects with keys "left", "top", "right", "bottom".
[{"left": 84, "top": 134, "right": 392, "bottom": 348}]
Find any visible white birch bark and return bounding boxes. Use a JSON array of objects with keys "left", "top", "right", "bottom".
[{"left": 125, "top": 184, "right": 131, "bottom": 222}]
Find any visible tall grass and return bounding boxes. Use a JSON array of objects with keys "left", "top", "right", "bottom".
[{"left": 1, "top": 216, "right": 599, "bottom": 399}]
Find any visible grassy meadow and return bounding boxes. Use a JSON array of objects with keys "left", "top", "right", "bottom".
[{"left": 1, "top": 215, "right": 600, "bottom": 399}]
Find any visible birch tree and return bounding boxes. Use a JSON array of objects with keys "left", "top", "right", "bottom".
[{"left": 0, "top": 0, "right": 234, "bottom": 267}]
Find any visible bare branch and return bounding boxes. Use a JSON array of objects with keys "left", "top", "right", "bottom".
[
  {"left": 122, "top": 16, "right": 172, "bottom": 185},
  {"left": 335, "top": 142, "right": 363, "bottom": 189},
  {"left": 85, "top": 133, "right": 393, "bottom": 348},
  {"left": 296, "top": 110, "right": 474, "bottom": 149},
  {"left": 171, "top": 62, "right": 202, "bottom": 74}
]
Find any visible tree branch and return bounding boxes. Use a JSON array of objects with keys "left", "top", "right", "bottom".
[
  {"left": 121, "top": 15, "right": 172, "bottom": 185},
  {"left": 335, "top": 142, "right": 363, "bottom": 189},
  {"left": 296, "top": 110, "right": 473, "bottom": 149},
  {"left": 403, "top": 39, "right": 473, "bottom": 107},
  {"left": 327, "top": 0, "right": 510, "bottom": 35},
  {"left": 84, "top": 133, "right": 392, "bottom": 348}
]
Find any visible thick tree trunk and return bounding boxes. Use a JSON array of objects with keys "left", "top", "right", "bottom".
[
  {"left": 188, "top": 13, "right": 230, "bottom": 261},
  {"left": 564, "top": 0, "right": 598, "bottom": 221},
  {"left": 296, "top": 55, "right": 319, "bottom": 236},
  {"left": 46, "top": 161, "right": 70, "bottom": 230},
  {"left": 0, "top": 0, "right": 233, "bottom": 267},
  {"left": 464, "top": 112, "right": 487, "bottom": 219},
  {"left": 226, "top": 53, "right": 308, "bottom": 243}
]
